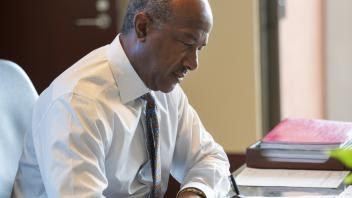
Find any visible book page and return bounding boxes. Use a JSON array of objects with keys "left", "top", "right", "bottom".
[{"left": 235, "top": 167, "right": 349, "bottom": 188}]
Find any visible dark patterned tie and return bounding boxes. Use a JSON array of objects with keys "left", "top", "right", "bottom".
[{"left": 141, "top": 93, "right": 162, "bottom": 198}]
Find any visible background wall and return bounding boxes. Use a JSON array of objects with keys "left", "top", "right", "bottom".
[
  {"left": 325, "top": 0, "right": 352, "bottom": 122},
  {"left": 278, "top": 0, "right": 325, "bottom": 119},
  {"left": 181, "top": 0, "right": 261, "bottom": 153}
]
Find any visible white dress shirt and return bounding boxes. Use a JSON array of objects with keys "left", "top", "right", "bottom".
[{"left": 13, "top": 35, "right": 234, "bottom": 198}]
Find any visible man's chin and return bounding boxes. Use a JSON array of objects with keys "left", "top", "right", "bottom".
[{"left": 158, "top": 83, "right": 178, "bottom": 93}]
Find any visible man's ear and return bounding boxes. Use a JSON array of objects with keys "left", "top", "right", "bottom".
[{"left": 134, "top": 12, "right": 152, "bottom": 42}]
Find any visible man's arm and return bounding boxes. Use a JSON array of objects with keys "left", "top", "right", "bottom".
[
  {"left": 171, "top": 87, "right": 233, "bottom": 198},
  {"left": 33, "top": 93, "right": 110, "bottom": 197}
]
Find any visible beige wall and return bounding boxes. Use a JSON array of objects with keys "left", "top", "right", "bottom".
[
  {"left": 325, "top": 0, "right": 352, "bottom": 121},
  {"left": 182, "top": 0, "right": 261, "bottom": 153},
  {"left": 117, "top": 0, "right": 261, "bottom": 153},
  {"left": 279, "top": 0, "right": 325, "bottom": 119},
  {"left": 117, "top": 0, "right": 128, "bottom": 30}
]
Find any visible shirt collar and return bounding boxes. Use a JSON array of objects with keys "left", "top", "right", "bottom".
[{"left": 107, "top": 34, "right": 150, "bottom": 104}]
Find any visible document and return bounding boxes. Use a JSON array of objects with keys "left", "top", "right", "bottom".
[
  {"left": 242, "top": 186, "right": 352, "bottom": 197},
  {"left": 338, "top": 185, "right": 352, "bottom": 197},
  {"left": 235, "top": 167, "right": 349, "bottom": 188},
  {"left": 243, "top": 196, "right": 336, "bottom": 198}
]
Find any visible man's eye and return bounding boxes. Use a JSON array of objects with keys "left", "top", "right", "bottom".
[{"left": 181, "top": 41, "right": 193, "bottom": 47}]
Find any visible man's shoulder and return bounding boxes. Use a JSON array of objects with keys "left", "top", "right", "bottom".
[{"left": 48, "top": 45, "right": 117, "bottom": 101}]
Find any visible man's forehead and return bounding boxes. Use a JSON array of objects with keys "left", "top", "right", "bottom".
[
  {"left": 170, "top": 0, "right": 212, "bottom": 19},
  {"left": 181, "top": 31, "right": 198, "bottom": 40},
  {"left": 168, "top": 17, "right": 212, "bottom": 40},
  {"left": 168, "top": 0, "right": 213, "bottom": 30},
  {"left": 182, "top": 29, "right": 208, "bottom": 39},
  {"left": 175, "top": 28, "right": 209, "bottom": 46},
  {"left": 171, "top": 0, "right": 210, "bottom": 8}
]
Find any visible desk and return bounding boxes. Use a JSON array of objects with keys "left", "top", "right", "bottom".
[{"left": 232, "top": 165, "right": 347, "bottom": 197}]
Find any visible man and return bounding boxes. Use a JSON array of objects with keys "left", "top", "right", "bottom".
[{"left": 13, "top": 0, "right": 234, "bottom": 197}]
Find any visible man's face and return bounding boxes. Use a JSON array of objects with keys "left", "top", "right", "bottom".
[{"left": 138, "top": 0, "right": 213, "bottom": 93}]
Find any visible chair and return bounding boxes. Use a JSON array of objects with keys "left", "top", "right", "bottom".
[{"left": 0, "top": 60, "right": 38, "bottom": 197}]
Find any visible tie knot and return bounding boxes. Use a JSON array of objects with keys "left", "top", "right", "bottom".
[{"left": 140, "top": 93, "right": 155, "bottom": 107}]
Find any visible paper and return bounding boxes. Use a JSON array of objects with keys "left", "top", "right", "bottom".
[
  {"left": 235, "top": 167, "right": 349, "bottom": 188},
  {"left": 243, "top": 196, "right": 336, "bottom": 198},
  {"left": 338, "top": 185, "right": 352, "bottom": 197},
  {"left": 244, "top": 196, "right": 336, "bottom": 198},
  {"left": 241, "top": 186, "right": 352, "bottom": 198}
]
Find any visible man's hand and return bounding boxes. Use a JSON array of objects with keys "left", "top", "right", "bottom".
[{"left": 177, "top": 191, "right": 203, "bottom": 198}]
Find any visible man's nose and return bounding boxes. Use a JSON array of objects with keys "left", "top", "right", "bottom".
[{"left": 183, "top": 50, "right": 198, "bottom": 71}]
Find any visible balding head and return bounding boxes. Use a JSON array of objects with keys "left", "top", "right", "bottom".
[
  {"left": 120, "top": 0, "right": 213, "bottom": 93},
  {"left": 121, "top": 0, "right": 212, "bottom": 34}
]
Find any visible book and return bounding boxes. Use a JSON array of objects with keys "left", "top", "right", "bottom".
[
  {"left": 246, "top": 141, "right": 346, "bottom": 170},
  {"left": 260, "top": 147, "right": 328, "bottom": 160},
  {"left": 245, "top": 118, "right": 352, "bottom": 170},
  {"left": 261, "top": 118, "right": 352, "bottom": 150}
]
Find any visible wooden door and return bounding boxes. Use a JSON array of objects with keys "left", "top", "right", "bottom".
[{"left": 0, "top": 0, "right": 118, "bottom": 93}]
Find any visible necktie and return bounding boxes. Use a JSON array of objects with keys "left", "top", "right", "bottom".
[{"left": 141, "top": 93, "right": 162, "bottom": 198}]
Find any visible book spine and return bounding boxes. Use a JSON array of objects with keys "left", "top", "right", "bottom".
[{"left": 246, "top": 144, "right": 347, "bottom": 170}]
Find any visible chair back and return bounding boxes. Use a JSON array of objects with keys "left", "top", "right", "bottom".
[{"left": 0, "top": 60, "right": 38, "bottom": 197}]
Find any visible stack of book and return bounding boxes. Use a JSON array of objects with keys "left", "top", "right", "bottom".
[{"left": 246, "top": 118, "right": 352, "bottom": 170}]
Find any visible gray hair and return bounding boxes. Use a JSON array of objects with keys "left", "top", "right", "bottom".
[{"left": 121, "top": 0, "right": 174, "bottom": 34}]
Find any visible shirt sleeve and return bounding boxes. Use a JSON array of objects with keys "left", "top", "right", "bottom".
[
  {"left": 32, "top": 93, "right": 111, "bottom": 197},
  {"left": 170, "top": 87, "right": 234, "bottom": 198}
]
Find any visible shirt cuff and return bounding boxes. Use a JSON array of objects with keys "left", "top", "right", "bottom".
[{"left": 179, "top": 182, "right": 214, "bottom": 198}]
